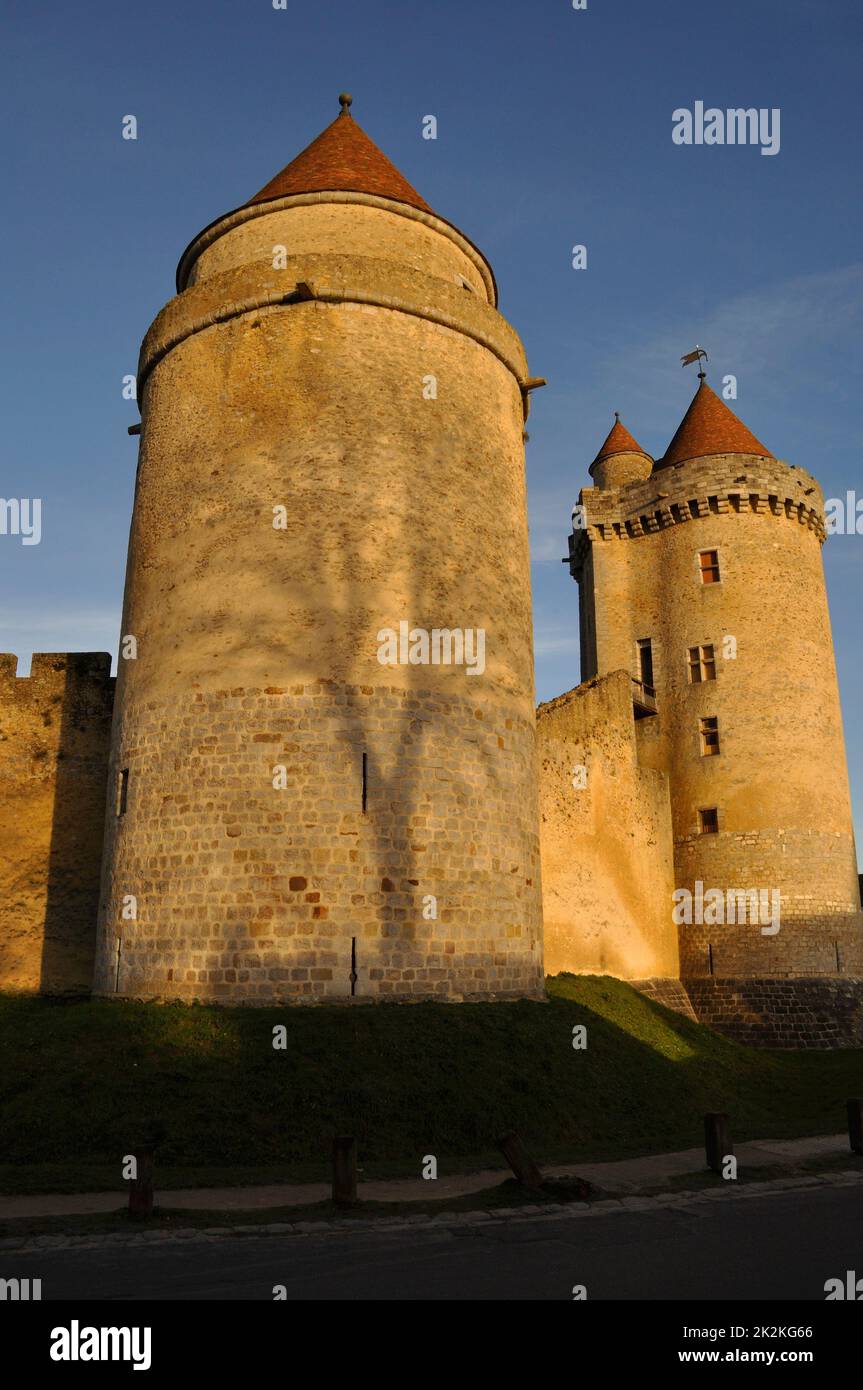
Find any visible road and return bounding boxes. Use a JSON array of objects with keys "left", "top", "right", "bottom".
[{"left": 7, "top": 1185, "right": 862, "bottom": 1300}]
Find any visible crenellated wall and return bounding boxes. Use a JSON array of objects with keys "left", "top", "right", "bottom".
[{"left": 0, "top": 653, "right": 114, "bottom": 993}]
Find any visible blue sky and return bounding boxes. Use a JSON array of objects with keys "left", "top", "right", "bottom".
[{"left": 2, "top": 0, "right": 861, "bottom": 841}]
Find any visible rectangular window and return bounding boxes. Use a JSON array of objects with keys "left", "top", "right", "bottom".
[
  {"left": 699, "top": 549, "right": 721, "bottom": 583},
  {"left": 699, "top": 807, "right": 719, "bottom": 834},
  {"left": 117, "top": 768, "right": 129, "bottom": 816},
  {"left": 700, "top": 716, "right": 720, "bottom": 756},
  {"left": 687, "top": 644, "right": 716, "bottom": 683},
  {"left": 636, "top": 638, "right": 654, "bottom": 692}
]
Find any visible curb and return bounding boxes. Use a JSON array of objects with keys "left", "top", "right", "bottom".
[{"left": 2, "top": 1169, "right": 862, "bottom": 1254}]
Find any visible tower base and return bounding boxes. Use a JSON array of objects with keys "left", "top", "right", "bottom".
[{"left": 682, "top": 977, "right": 863, "bottom": 1050}]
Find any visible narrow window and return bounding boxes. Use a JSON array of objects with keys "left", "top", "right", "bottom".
[
  {"left": 361, "top": 752, "right": 368, "bottom": 814},
  {"left": 707, "top": 943, "right": 714, "bottom": 977},
  {"left": 636, "top": 638, "right": 654, "bottom": 693},
  {"left": 699, "top": 549, "right": 721, "bottom": 583},
  {"left": 700, "top": 716, "right": 720, "bottom": 756},
  {"left": 687, "top": 644, "right": 716, "bottom": 683},
  {"left": 350, "top": 937, "right": 358, "bottom": 996},
  {"left": 117, "top": 768, "right": 129, "bottom": 816},
  {"left": 699, "top": 807, "right": 719, "bottom": 834}
]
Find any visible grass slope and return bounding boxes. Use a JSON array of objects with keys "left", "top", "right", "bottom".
[{"left": 0, "top": 975, "right": 860, "bottom": 1193}]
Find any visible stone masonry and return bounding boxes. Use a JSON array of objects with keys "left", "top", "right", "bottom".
[
  {"left": 0, "top": 653, "right": 114, "bottom": 993},
  {"left": 91, "top": 100, "right": 545, "bottom": 1003}
]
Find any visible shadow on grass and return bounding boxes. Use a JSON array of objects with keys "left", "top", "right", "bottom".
[{"left": 0, "top": 975, "right": 860, "bottom": 1194}]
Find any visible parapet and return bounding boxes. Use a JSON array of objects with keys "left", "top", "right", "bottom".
[
  {"left": 138, "top": 254, "right": 529, "bottom": 403},
  {"left": 569, "top": 452, "right": 826, "bottom": 575},
  {"left": 0, "top": 654, "right": 115, "bottom": 738},
  {"left": 0, "top": 652, "right": 113, "bottom": 684}
]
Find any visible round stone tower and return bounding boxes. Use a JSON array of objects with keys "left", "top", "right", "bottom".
[
  {"left": 94, "top": 96, "right": 545, "bottom": 1003},
  {"left": 572, "top": 376, "right": 862, "bottom": 1037},
  {"left": 643, "top": 380, "right": 862, "bottom": 982}
]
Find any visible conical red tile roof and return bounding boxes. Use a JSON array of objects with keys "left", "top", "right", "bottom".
[
  {"left": 245, "top": 95, "right": 433, "bottom": 214},
  {"left": 658, "top": 381, "right": 773, "bottom": 468},
  {"left": 592, "top": 415, "right": 651, "bottom": 466}
]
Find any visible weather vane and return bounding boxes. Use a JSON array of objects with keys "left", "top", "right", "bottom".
[{"left": 681, "top": 345, "right": 708, "bottom": 381}]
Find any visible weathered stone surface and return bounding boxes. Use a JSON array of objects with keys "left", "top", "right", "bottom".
[
  {"left": 537, "top": 672, "right": 679, "bottom": 979},
  {"left": 0, "top": 653, "right": 114, "bottom": 993}
]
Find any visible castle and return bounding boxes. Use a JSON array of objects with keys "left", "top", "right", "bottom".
[{"left": 1, "top": 98, "right": 860, "bottom": 1045}]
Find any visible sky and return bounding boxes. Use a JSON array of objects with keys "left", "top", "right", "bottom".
[{"left": 1, "top": 0, "right": 861, "bottom": 840}]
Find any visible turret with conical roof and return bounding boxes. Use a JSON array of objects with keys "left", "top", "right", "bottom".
[
  {"left": 175, "top": 95, "right": 497, "bottom": 300},
  {"left": 589, "top": 414, "right": 653, "bottom": 490},
  {"left": 95, "top": 97, "right": 545, "bottom": 1005}
]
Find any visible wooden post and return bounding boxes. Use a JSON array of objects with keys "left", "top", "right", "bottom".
[
  {"left": 128, "top": 1149, "right": 154, "bottom": 1220},
  {"left": 497, "top": 1131, "right": 544, "bottom": 1190},
  {"left": 704, "top": 1113, "right": 733, "bottom": 1174},
  {"left": 847, "top": 1099, "right": 863, "bottom": 1155},
  {"left": 332, "top": 1136, "right": 358, "bottom": 1204}
]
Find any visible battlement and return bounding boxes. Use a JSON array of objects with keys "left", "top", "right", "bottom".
[
  {"left": 0, "top": 651, "right": 113, "bottom": 690},
  {"left": 569, "top": 453, "right": 826, "bottom": 573}
]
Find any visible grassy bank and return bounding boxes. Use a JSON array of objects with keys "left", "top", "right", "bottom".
[{"left": 0, "top": 975, "right": 860, "bottom": 1193}]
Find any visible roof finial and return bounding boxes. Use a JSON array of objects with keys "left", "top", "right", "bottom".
[
  {"left": 339, "top": 92, "right": 353, "bottom": 115},
  {"left": 614, "top": 411, "right": 620, "bottom": 422}
]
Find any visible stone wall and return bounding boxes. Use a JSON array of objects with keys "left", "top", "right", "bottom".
[
  {"left": 537, "top": 671, "right": 679, "bottom": 980},
  {"left": 683, "top": 976, "right": 863, "bottom": 1049},
  {"left": 0, "top": 653, "right": 114, "bottom": 993},
  {"left": 630, "top": 977, "right": 698, "bottom": 1021},
  {"left": 95, "top": 682, "right": 542, "bottom": 1002}
]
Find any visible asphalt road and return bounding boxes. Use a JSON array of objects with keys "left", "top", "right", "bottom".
[{"left": 9, "top": 1185, "right": 862, "bottom": 1301}]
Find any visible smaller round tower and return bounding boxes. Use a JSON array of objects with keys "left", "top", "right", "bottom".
[
  {"left": 570, "top": 375, "right": 863, "bottom": 1044},
  {"left": 588, "top": 415, "right": 653, "bottom": 491}
]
